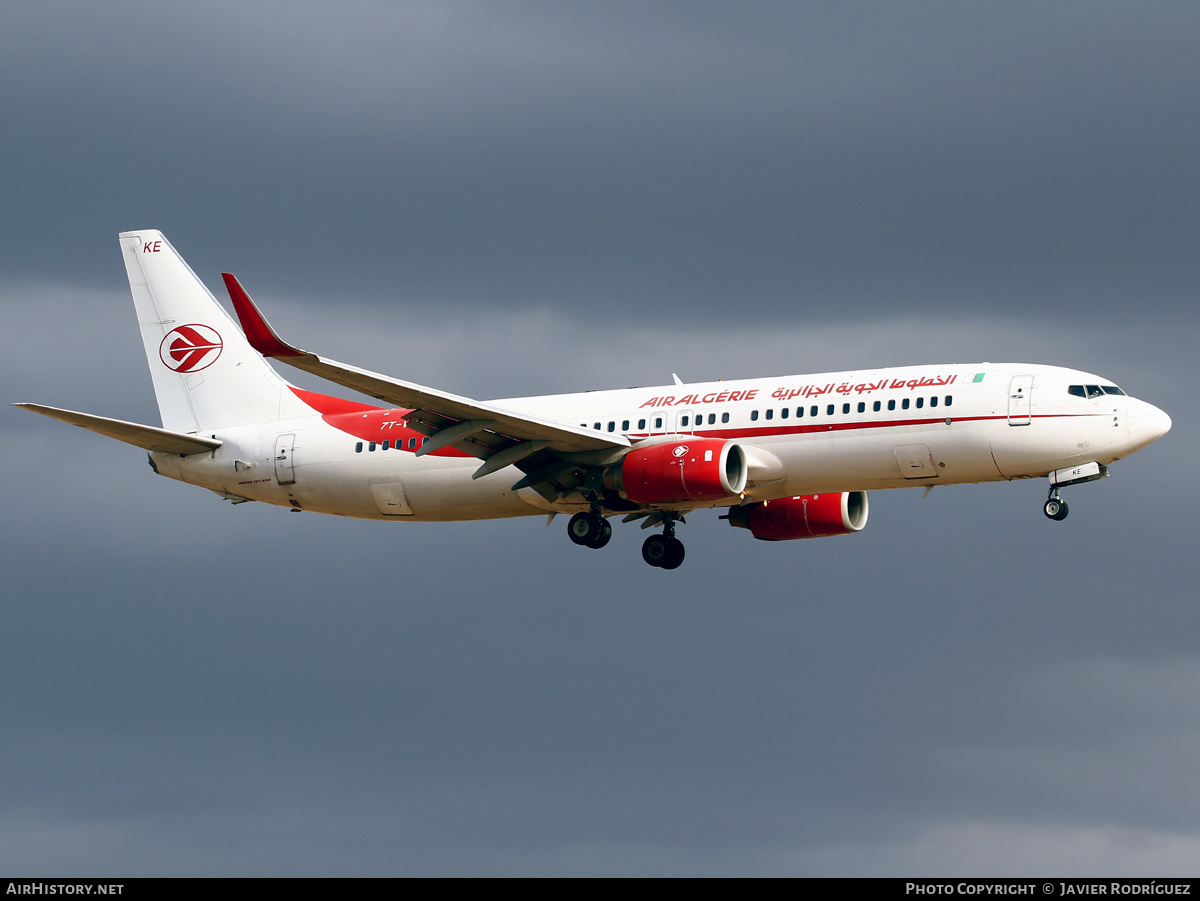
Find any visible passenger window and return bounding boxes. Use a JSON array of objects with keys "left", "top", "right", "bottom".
[
  {"left": 780, "top": 408, "right": 788, "bottom": 419},
  {"left": 369, "top": 441, "right": 376, "bottom": 451},
  {"left": 930, "top": 396, "right": 938, "bottom": 408},
  {"left": 916, "top": 397, "right": 924, "bottom": 409},
  {"left": 842, "top": 403, "right": 850, "bottom": 414},
  {"left": 408, "top": 437, "right": 416, "bottom": 449},
  {"left": 607, "top": 421, "right": 615, "bottom": 432},
  {"left": 355, "top": 442, "right": 363, "bottom": 453},
  {"left": 638, "top": 419, "right": 646, "bottom": 429},
  {"left": 382, "top": 440, "right": 390, "bottom": 450},
  {"left": 708, "top": 413, "right": 716, "bottom": 425},
  {"left": 811, "top": 406, "right": 818, "bottom": 417},
  {"left": 888, "top": 399, "right": 896, "bottom": 411},
  {"left": 796, "top": 407, "right": 804, "bottom": 418},
  {"left": 654, "top": 417, "right": 663, "bottom": 429},
  {"left": 944, "top": 395, "right": 953, "bottom": 407},
  {"left": 422, "top": 436, "right": 429, "bottom": 445},
  {"left": 765, "top": 409, "right": 773, "bottom": 420},
  {"left": 826, "top": 404, "right": 834, "bottom": 416},
  {"left": 750, "top": 410, "right": 759, "bottom": 421},
  {"left": 721, "top": 412, "right": 729, "bottom": 424},
  {"left": 857, "top": 402, "right": 865, "bottom": 413},
  {"left": 902, "top": 398, "right": 910, "bottom": 410},
  {"left": 622, "top": 420, "right": 630, "bottom": 431},
  {"left": 873, "top": 401, "right": 881, "bottom": 412},
  {"left": 681, "top": 415, "right": 689, "bottom": 427},
  {"left": 593, "top": 423, "right": 601, "bottom": 430}
]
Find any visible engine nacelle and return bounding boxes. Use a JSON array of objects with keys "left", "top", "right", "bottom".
[
  {"left": 726, "top": 492, "right": 868, "bottom": 541},
  {"left": 607, "top": 438, "right": 748, "bottom": 504}
]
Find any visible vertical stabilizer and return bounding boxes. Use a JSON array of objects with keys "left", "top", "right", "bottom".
[{"left": 120, "top": 230, "right": 304, "bottom": 432}]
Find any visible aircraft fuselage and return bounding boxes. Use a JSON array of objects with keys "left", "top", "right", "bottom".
[{"left": 152, "top": 362, "right": 1167, "bottom": 521}]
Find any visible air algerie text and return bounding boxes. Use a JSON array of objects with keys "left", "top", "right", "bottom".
[{"left": 640, "top": 390, "right": 759, "bottom": 408}]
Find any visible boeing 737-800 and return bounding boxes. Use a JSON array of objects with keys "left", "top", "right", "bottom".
[{"left": 16, "top": 230, "right": 1172, "bottom": 569}]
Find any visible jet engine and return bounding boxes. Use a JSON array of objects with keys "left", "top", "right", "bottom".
[
  {"left": 725, "top": 491, "right": 868, "bottom": 541},
  {"left": 606, "top": 438, "right": 748, "bottom": 504}
]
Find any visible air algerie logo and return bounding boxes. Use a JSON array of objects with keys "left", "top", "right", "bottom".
[
  {"left": 672, "top": 445, "right": 689, "bottom": 457},
  {"left": 160, "top": 324, "right": 223, "bottom": 373}
]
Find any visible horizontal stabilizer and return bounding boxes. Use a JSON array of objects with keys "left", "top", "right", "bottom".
[{"left": 14, "top": 404, "right": 222, "bottom": 455}]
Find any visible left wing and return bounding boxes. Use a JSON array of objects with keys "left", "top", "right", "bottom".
[{"left": 223, "top": 274, "right": 629, "bottom": 491}]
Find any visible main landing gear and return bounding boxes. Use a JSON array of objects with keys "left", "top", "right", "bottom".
[
  {"left": 566, "top": 503, "right": 686, "bottom": 569},
  {"left": 641, "top": 514, "right": 685, "bottom": 570},
  {"left": 567, "top": 511, "right": 612, "bottom": 548}
]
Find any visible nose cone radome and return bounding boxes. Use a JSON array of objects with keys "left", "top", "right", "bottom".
[{"left": 1128, "top": 399, "right": 1172, "bottom": 450}]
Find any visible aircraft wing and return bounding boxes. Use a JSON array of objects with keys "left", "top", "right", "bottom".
[
  {"left": 223, "top": 275, "right": 629, "bottom": 477},
  {"left": 14, "top": 403, "right": 222, "bottom": 455}
]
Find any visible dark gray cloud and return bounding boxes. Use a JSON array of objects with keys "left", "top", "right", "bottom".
[
  {"left": 2, "top": 2, "right": 1198, "bottom": 322},
  {"left": 2, "top": 423, "right": 1196, "bottom": 874},
  {"left": 2, "top": 1, "right": 1198, "bottom": 876}
]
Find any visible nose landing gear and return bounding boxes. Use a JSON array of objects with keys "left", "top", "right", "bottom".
[
  {"left": 1042, "top": 462, "right": 1109, "bottom": 521},
  {"left": 1043, "top": 490, "right": 1069, "bottom": 521}
]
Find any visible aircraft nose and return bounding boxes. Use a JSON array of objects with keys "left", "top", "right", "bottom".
[{"left": 1127, "top": 398, "right": 1172, "bottom": 449}]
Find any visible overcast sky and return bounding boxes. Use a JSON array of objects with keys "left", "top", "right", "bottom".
[{"left": 1, "top": 1, "right": 1197, "bottom": 876}]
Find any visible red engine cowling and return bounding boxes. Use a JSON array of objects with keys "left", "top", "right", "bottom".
[
  {"left": 608, "top": 438, "right": 748, "bottom": 504},
  {"left": 726, "top": 492, "right": 868, "bottom": 541}
]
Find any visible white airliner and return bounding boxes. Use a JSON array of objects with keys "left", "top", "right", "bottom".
[{"left": 17, "top": 230, "right": 1172, "bottom": 569}]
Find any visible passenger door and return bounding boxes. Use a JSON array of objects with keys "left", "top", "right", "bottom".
[
  {"left": 274, "top": 433, "right": 296, "bottom": 485},
  {"left": 1008, "top": 375, "right": 1033, "bottom": 426}
]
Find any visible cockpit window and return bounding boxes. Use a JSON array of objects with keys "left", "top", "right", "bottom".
[{"left": 1069, "top": 384, "right": 1122, "bottom": 398}]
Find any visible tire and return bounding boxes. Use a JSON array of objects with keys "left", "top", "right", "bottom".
[
  {"left": 1052, "top": 500, "right": 1069, "bottom": 521},
  {"left": 642, "top": 534, "right": 667, "bottom": 567},
  {"left": 587, "top": 518, "right": 613, "bottom": 549},
  {"left": 659, "top": 537, "right": 686, "bottom": 570},
  {"left": 568, "top": 512, "right": 601, "bottom": 546},
  {"left": 1043, "top": 499, "right": 1062, "bottom": 520}
]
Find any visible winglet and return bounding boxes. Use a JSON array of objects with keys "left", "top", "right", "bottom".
[{"left": 223, "top": 273, "right": 306, "bottom": 358}]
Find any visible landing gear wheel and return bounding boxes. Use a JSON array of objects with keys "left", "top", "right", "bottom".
[
  {"left": 642, "top": 534, "right": 667, "bottom": 567},
  {"left": 642, "top": 534, "right": 685, "bottom": 569},
  {"left": 659, "top": 536, "right": 685, "bottom": 570},
  {"left": 1043, "top": 498, "right": 1069, "bottom": 521},
  {"left": 568, "top": 512, "right": 604, "bottom": 546},
  {"left": 586, "top": 518, "right": 612, "bottom": 549}
]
